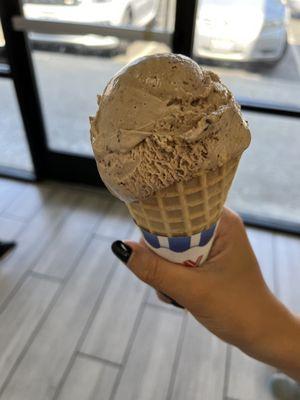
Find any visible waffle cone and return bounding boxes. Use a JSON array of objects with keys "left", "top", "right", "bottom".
[{"left": 127, "top": 157, "right": 240, "bottom": 237}]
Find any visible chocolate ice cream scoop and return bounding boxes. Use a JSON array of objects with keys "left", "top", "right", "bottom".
[{"left": 90, "top": 53, "right": 250, "bottom": 203}]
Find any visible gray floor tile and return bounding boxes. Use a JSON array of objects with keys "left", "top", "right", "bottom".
[
  {"left": 81, "top": 263, "right": 147, "bottom": 364},
  {"left": 0, "top": 276, "right": 59, "bottom": 390},
  {"left": 57, "top": 355, "right": 118, "bottom": 400},
  {"left": 113, "top": 305, "right": 183, "bottom": 400},
  {"left": 171, "top": 314, "right": 227, "bottom": 400}
]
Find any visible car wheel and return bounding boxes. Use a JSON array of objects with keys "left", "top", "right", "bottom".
[
  {"left": 248, "top": 44, "right": 287, "bottom": 70},
  {"left": 259, "top": 32, "right": 289, "bottom": 68}
]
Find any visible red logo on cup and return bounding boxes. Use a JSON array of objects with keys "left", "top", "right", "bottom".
[{"left": 183, "top": 255, "right": 203, "bottom": 268}]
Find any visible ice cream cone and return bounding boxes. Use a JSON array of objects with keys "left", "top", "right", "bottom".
[
  {"left": 126, "top": 156, "right": 239, "bottom": 266},
  {"left": 90, "top": 54, "right": 251, "bottom": 266},
  {"left": 127, "top": 156, "right": 240, "bottom": 237}
]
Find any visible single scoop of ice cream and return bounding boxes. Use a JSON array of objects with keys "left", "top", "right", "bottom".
[{"left": 90, "top": 53, "right": 251, "bottom": 202}]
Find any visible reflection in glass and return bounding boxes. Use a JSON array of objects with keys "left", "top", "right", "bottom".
[
  {"left": 228, "top": 112, "right": 300, "bottom": 224},
  {"left": 32, "top": 40, "right": 170, "bottom": 155},
  {"left": 28, "top": 0, "right": 174, "bottom": 155},
  {"left": 23, "top": 0, "right": 160, "bottom": 53},
  {"left": 193, "top": 0, "right": 300, "bottom": 109},
  {"left": 194, "top": 0, "right": 288, "bottom": 63}
]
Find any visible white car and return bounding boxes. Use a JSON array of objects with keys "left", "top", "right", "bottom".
[
  {"left": 23, "top": 0, "right": 159, "bottom": 51},
  {"left": 194, "top": 0, "right": 289, "bottom": 63},
  {"left": 288, "top": 0, "right": 300, "bottom": 14}
]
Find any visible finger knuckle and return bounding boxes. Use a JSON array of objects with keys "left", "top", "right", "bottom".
[
  {"left": 226, "top": 209, "right": 244, "bottom": 228},
  {"left": 234, "top": 215, "right": 244, "bottom": 230}
]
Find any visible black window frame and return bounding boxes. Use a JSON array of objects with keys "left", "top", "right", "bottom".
[{"left": 0, "top": 0, "right": 300, "bottom": 234}]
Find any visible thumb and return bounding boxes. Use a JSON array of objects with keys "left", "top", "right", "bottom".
[{"left": 111, "top": 240, "right": 195, "bottom": 302}]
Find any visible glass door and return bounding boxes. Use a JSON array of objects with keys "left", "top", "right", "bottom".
[
  {"left": 192, "top": 0, "right": 300, "bottom": 229},
  {"left": 3, "top": 0, "right": 179, "bottom": 185},
  {"left": 0, "top": 21, "right": 34, "bottom": 176},
  {"left": 23, "top": 0, "right": 173, "bottom": 155}
]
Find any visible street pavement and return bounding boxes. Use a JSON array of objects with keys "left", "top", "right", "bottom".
[{"left": 1, "top": 14, "right": 300, "bottom": 224}]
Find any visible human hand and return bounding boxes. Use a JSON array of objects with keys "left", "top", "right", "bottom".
[{"left": 111, "top": 208, "right": 300, "bottom": 379}]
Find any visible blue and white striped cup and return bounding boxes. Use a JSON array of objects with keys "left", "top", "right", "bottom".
[{"left": 140, "top": 222, "right": 218, "bottom": 267}]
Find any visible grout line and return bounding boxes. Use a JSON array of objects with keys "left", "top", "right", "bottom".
[
  {"left": 146, "top": 301, "right": 185, "bottom": 316},
  {"left": 77, "top": 352, "right": 121, "bottom": 369},
  {"left": 0, "top": 185, "right": 114, "bottom": 310},
  {"left": 28, "top": 270, "right": 64, "bottom": 284},
  {"left": 48, "top": 180, "right": 113, "bottom": 199},
  {"left": 0, "top": 280, "right": 63, "bottom": 397},
  {"left": 0, "top": 270, "right": 32, "bottom": 315},
  {"left": 0, "top": 221, "right": 25, "bottom": 250},
  {"left": 2, "top": 213, "right": 28, "bottom": 223},
  {"left": 125, "top": 220, "right": 137, "bottom": 238},
  {"left": 0, "top": 195, "right": 80, "bottom": 314},
  {"left": 2, "top": 186, "right": 56, "bottom": 223},
  {"left": 271, "top": 233, "right": 280, "bottom": 297},
  {"left": 222, "top": 345, "right": 232, "bottom": 400},
  {"left": 93, "top": 232, "right": 128, "bottom": 243},
  {"left": 25, "top": 194, "right": 112, "bottom": 281},
  {"left": 91, "top": 201, "right": 122, "bottom": 239},
  {"left": 52, "top": 257, "right": 120, "bottom": 400},
  {"left": 166, "top": 311, "right": 188, "bottom": 400},
  {"left": 0, "top": 184, "right": 27, "bottom": 216},
  {"left": 92, "top": 198, "right": 116, "bottom": 225},
  {"left": 108, "top": 287, "right": 150, "bottom": 400},
  {"left": 272, "top": 233, "right": 290, "bottom": 373},
  {"left": 93, "top": 219, "right": 136, "bottom": 243},
  {"left": 0, "top": 190, "right": 55, "bottom": 241},
  {"left": 0, "top": 229, "right": 98, "bottom": 396},
  {"left": 0, "top": 213, "right": 27, "bottom": 224}
]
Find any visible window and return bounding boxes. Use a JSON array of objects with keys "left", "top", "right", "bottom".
[
  {"left": 228, "top": 112, "right": 300, "bottom": 225},
  {"left": 193, "top": 0, "right": 300, "bottom": 225},
  {"left": 193, "top": 0, "right": 300, "bottom": 108},
  {"left": 24, "top": 0, "right": 173, "bottom": 155}
]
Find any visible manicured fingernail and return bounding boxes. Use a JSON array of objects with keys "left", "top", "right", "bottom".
[{"left": 111, "top": 241, "right": 132, "bottom": 264}]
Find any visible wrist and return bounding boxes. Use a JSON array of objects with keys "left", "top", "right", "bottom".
[
  {"left": 241, "top": 293, "right": 300, "bottom": 380},
  {"left": 269, "top": 312, "right": 300, "bottom": 381}
]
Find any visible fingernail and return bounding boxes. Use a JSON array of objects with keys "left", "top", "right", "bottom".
[{"left": 111, "top": 241, "right": 132, "bottom": 264}]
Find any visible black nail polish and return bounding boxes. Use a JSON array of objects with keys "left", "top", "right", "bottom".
[
  {"left": 111, "top": 241, "right": 132, "bottom": 264},
  {"left": 0, "top": 241, "right": 16, "bottom": 259}
]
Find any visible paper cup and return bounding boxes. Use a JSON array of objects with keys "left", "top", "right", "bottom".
[{"left": 139, "top": 221, "right": 219, "bottom": 267}]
